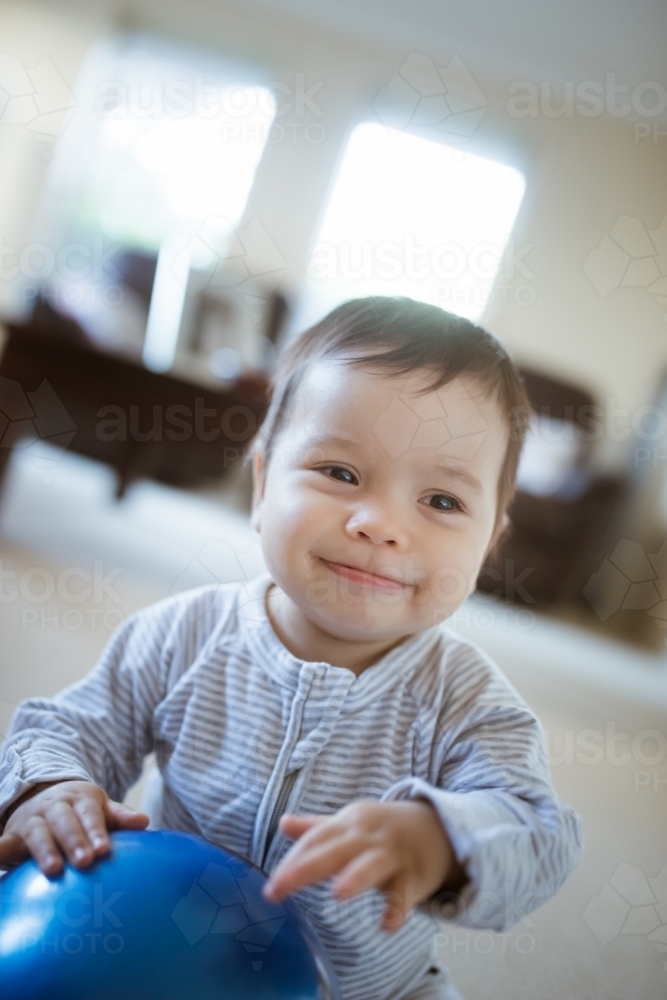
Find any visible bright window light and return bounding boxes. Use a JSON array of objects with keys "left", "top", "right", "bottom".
[
  {"left": 64, "top": 36, "right": 276, "bottom": 251},
  {"left": 302, "top": 122, "right": 525, "bottom": 325},
  {"left": 36, "top": 34, "right": 276, "bottom": 369}
]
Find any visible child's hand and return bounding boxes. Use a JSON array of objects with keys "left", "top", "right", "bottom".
[
  {"left": 263, "top": 799, "right": 463, "bottom": 932},
  {"left": 0, "top": 779, "right": 149, "bottom": 876}
]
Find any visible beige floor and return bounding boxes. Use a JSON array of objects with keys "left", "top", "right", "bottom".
[{"left": 1, "top": 444, "right": 665, "bottom": 1000}]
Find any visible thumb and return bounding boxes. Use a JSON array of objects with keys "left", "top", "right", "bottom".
[
  {"left": 104, "top": 799, "right": 150, "bottom": 829},
  {"left": 0, "top": 831, "right": 28, "bottom": 867}
]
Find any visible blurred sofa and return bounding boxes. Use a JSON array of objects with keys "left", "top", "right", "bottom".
[
  {"left": 476, "top": 367, "right": 625, "bottom": 608},
  {"left": 0, "top": 297, "right": 271, "bottom": 498}
]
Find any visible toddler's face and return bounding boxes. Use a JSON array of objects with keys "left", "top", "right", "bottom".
[{"left": 251, "top": 359, "right": 508, "bottom": 645}]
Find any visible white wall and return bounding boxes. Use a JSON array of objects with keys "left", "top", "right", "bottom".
[
  {"left": 1, "top": 0, "right": 665, "bottom": 485},
  {"left": 484, "top": 113, "right": 667, "bottom": 477}
]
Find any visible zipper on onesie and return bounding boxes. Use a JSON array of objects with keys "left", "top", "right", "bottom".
[{"left": 262, "top": 768, "right": 300, "bottom": 869}]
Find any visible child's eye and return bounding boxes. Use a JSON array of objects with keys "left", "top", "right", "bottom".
[
  {"left": 320, "top": 466, "right": 358, "bottom": 485},
  {"left": 421, "top": 494, "right": 463, "bottom": 512}
]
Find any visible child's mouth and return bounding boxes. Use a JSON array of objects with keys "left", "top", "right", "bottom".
[{"left": 319, "top": 558, "right": 407, "bottom": 591}]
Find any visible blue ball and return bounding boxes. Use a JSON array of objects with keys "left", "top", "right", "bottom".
[{"left": 0, "top": 829, "right": 340, "bottom": 1000}]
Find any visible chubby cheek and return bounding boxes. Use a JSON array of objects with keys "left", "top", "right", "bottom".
[
  {"left": 259, "top": 481, "right": 326, "bottom": 576},
  {"left": 420, "top": 534, "right": 487, "bottom": 618}
]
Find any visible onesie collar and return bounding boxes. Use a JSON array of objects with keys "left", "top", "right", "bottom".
[{"left": 237, "top": 571, "right": 443, "bottom": 711}]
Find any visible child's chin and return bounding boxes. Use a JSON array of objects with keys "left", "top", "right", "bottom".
[{"left": 310, "top": 602, "right": 410, "bottom": 640}]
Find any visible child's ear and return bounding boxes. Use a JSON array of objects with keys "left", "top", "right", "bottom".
[
  {"left": 250, "top": 448, "right": 266, "bottom": 533},
  {"left": 484, "top": 511, "right": 510, "bottom": 561}
]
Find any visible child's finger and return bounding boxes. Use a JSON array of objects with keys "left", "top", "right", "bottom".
[
  {"left": 380, "top": 874, "right": 410, "bottom": 933},
  {"left": 0, "top": 831, "right": 29, "bottom": 867},
  {"left": 104, "top": 799, "right": 150, "bottom": 829},
  {"left": 278, "top": 813, "right": 326, "bottom": 839},
  {"left": 332, "top": 847, "right": 396, "bottom": 900},
  {"left": 18, "top": 815, "right": 65, "bottom": 875},
  {"left": 73, "top": 798, "right": 111, "bottom": 856},
  {"left": 41, "top": 799, "right": 96, "bottom": 868},
  {"left": 264, "top": 834, "right": 358, "bottom": 901}
]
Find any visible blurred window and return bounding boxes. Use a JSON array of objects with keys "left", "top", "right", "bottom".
[
  {"left": 516, "top": 415, "right": 585, "bottom": 497},
  {"left": 57, "top": 33, "right": 275, "bottom": 251},
  {"left": 298, "top": 121, "right": 525, "bottom": 329},
  {"left": 35, "top": 33, "right": 275, "bottom": 364}
]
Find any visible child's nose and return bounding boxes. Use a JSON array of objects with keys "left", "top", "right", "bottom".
[{"left": 345, "top": 502, "right": 409, "bottom": 548}]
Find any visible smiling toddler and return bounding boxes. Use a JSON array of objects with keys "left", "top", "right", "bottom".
[{"left": 0, "top": 297, "right": 583, "bottom": 1000}]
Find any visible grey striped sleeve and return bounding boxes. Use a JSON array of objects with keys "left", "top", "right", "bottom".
[
  {"left": 0, "top": 587, "right": 227, "bottom": 827},
  {"left": 383, "top": 635, "right": 583, "bottom": 931}
]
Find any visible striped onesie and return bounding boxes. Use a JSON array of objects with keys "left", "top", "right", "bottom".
[{"left": 0, "top": 572, "right": 582, "bottom": 1000}]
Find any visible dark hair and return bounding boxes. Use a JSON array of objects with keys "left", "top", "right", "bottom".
[{"left": 249, "top": 296, "right": 532, "bottom": 539}]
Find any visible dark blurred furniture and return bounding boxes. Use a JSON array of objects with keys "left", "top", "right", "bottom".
[
  {"left": 114, "top": 249, "right": 158, "bottom": 310},
  {"left": 0, "top": 300, "right": 270, "bottom": 498},
  {"left": 476, "top": 367, "right": 625, "bottom": 607}
]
